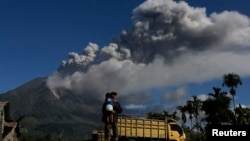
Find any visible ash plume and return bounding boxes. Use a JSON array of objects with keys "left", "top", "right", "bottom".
[{"left": 46, "top": 0, "right": 250, "bottom": 112}]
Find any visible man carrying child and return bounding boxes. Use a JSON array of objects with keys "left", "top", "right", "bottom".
[{"left": 102, "top": 92, "right": 123, "bottom": 141}]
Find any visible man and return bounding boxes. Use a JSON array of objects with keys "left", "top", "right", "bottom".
[{"left": 102, "top": 91, "right": 123, "bottom": 141}]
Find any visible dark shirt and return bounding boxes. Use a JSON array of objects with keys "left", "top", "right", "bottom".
[{"left": 112, "top": 102, "right": 123, "bottom": 123}]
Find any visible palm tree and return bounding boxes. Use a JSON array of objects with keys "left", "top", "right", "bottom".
[
  {"left": 202, "top": 87, "right": 234, "bottom": 125},
  {"left": 189, "top": 96, "right": 204, "bottom": 132},
  {"left": 177, "top": 96, "right": 205, "bottom": 141},
  {"left": 190, "top": 96, "right": 202, "bottom": 121},
  {"left": 222, "top": 72, "right": 242, "bottom": 115},
  {"left": 186, "top": 100, "right": 194, "bottom": 127},
  {"left": 208, "top": 87, "right": 227, "bottom": 98},
  {"left": 177, "top": 96, "right": 202, "bottom": 128},
  {"left": 176, "top": 105, "right": 187, "bottom": 126}
]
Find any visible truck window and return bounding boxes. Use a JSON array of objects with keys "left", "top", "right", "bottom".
[{"left": 170, "top": 124, "right": 183, "bottom": 136}]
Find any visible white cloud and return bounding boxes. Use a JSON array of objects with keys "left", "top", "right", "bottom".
[
  {"left": 46, "top": 0, "right": 250, "bottom": 112},
  {"left": 197, "top": 94, "right": 209, "bottom": 101},
  {"left": 161, "top": 87, "right": 187, "bottom": 102},
  {"left": 125, "top": 104, "right": 147, "bottom": 110}
]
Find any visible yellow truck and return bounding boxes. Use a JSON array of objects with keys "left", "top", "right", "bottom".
[{"left": 92, "top": 116, "right": 186, "bottom": 141}]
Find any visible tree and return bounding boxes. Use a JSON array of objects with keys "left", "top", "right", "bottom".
[
  {"left": 222, "top": 72, "right": 242, "bottom": 115},
  {"left": 176, "top": 105, "right": 187, "bottom": 126},
  {"left": 202, "top": 87, "right": 234, "bottom": 125},
  {"left": 189, "top": 96, "right": 202, "bottom": 122},
  {"left": 235, "top": 104, "right": 250, "bottom": 125},
  {"left": 177, "top": 96, "right": 205, "bottom": 141},
  {"left": 177, "top": 96, "right": 203, "bottom": 130}
]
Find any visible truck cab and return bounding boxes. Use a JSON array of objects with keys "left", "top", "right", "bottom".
[{"left": 167, "top": 119, "right": 186, "bottom": 141}]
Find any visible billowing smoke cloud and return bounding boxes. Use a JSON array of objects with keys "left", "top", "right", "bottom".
[
  {"left": 57, "top": 42, "right": 99, "bottom": 74},
  {"left": 46, "top": 0, "right": 250, "bottom": 114},
  {"left": 113, "top": 0, "right": 250, "bottom": 63}
]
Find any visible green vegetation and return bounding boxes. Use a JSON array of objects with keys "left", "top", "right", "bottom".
[{"left": 148, "top": 72, "right": 250, "bottom": 141}]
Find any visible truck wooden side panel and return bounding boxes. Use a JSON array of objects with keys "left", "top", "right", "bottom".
[
  {"left": 92, "top": 129, "right": 105, "bottom": 141},
  {"left": 117, "top": 117, "right": 168, "bottom": 139}
]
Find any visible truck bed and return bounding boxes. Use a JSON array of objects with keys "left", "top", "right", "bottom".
[{"left": 117, "top": 116, "right": 168, "bottom": 139}]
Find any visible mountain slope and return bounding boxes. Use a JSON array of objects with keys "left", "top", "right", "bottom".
[{"left": 0, "top": 77, "right": 103, "bottom": 140}]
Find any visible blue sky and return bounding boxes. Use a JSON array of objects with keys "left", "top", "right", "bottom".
[
  {"left": 1, "top": 0, "right": 250, "bottom": 112},
  {"left": 0, "top": 0, "right": 144, "bottom": 92}
]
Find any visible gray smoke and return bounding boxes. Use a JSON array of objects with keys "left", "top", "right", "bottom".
[
  {"left": 46, "top": 0, "right": 250, "bottom": 113},
  {"left": 113, "top": 0, "right": 250, "bottom": 63}
]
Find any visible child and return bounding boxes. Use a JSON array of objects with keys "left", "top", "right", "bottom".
[{"left": 105, "top": 94, "right": 114, "bottom": 123}]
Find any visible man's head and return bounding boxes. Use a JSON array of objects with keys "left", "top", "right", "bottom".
[{"left": 110, "top": 91, "right": 117, "bottom": 99}]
